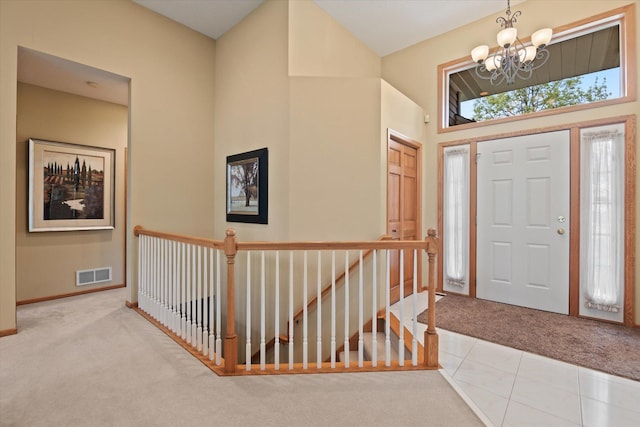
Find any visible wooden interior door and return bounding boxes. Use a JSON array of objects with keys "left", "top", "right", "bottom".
[{"left": 387, "top": 131, "right": 421, "bottom": 304}]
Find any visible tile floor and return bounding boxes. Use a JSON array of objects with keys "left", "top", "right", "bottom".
[{"left": 391, "top": 292, "right": 640, "bottom": 427}]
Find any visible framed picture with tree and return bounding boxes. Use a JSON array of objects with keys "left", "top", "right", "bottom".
[{"left": 226, "top": 147, "right": 268, "bottom": 224}]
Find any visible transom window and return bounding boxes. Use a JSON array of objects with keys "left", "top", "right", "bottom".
[{"left": 439, "top": 5, "right": 635, "bottom": 132}]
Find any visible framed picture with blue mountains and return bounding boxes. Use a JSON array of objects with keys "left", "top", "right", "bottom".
[{"left": 28, "top": 138, "right": 115, "bottom": 232}]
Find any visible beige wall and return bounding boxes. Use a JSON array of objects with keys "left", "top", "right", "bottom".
[
  {"left": 214, "top": 0, "right": 290, "bottom": 243},
  {"left": 288, "top": 0, "right": 381, "bottom": 78},
  {"left": 380, "top": 80, "right": 427, "bottom": 234},
  {"left": 215, "top": 1, "right": 426, "bottom": 359},
  {"left": 0, "top": 0, "right": 216, "bottom": 332},
  {"left": 16, "top": 83, "right": 127, "bottom": 301},
  {"left": 381, "top": 0, "right": 640, "bottom": 324}
]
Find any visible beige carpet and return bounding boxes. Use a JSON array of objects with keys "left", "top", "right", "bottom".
[
  {"left": 417, "top": 294, "right": 640, "bottom": 381},
  {"left": 1, "top": 288, "right": 484, "bottom": 426}
]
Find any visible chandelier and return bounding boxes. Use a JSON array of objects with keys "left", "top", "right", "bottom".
[{"left": 471, "top": 0, "right": 552, "bottom": 86}]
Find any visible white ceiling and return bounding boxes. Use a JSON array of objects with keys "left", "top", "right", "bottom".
[
  {"left": 135, "top": 0, "right": 523, "bottom": 57},
  {"left": 18, "top": 0, "right": 524, "bottom": 106},
  {"left": 18, "top": 48, "right": 130, "bottom": 106}
]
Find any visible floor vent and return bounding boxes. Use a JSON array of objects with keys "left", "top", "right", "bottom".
[{"left": 76, "top": 267, "right": 112, "bottom": 286}]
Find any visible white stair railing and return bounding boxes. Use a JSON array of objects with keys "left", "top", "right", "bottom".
[
  {"left": 136, "top": 231, "right": 224, "bottom": 366},
  {"left": 134, "top": 226, "right": 439, "bottom": 375}
]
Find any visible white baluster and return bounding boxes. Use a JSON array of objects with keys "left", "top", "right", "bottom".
[
  {"left": 358, "top": 250, "right": 364, "bottom": 368},
  {"left": 385, "top": 250, "right": 391, "bottom": 367},
  {"left": 180, "top": 242, "right": 186, "bottom": 340},
  {"left": 166, "top": 240, "right": 171, "bottom": 331},
  {"left": 412, "top": 249, "right": 418, "bottom": 367},
  {"left": 189, "top": 245, "right": 198, "bottom": 348},
  {"left": 344, "top": 251, "right": 350, "bottom": 368},
  {"left": 398, "top": 249, "right": 405, "bottom": 366},
  {"left": 173, "top": 241, "right": 179, "bottom": 334},
  {"left": 186, "top": 243, "right": 192, "bottom": 345},
  {"left": 149, "top": 237, "right": 154, "bottom": 318},
  {"left": 215, "top": 250, "right": 222, "bottom": 365},
  {"left": 371, "top": 250, "right": 377, "bottom": 367},
  {"left": 157, "top": 238, "right": 162, "bottom": 320},
  {"left": 163, "top": 239, "right": 168, "bottom": 327},
  {"left": 289, "top": 251, "right": 294, "bottom": 370},
  {"left": 196, "top": 246, "right": 202, "bottom": 351},
  {"left": 303, "top": 251, "right": 308, "bottom": 370},
  {"left": 207, "top": 247, "right": 214, "bottom": 359},
  {"left": 153, "top": 237, "right": 158, "bottom": 320},
  {"left": 207, "top": 248, "right": 217, "bottom": 360},
  {"left": 316, "top": 251, "right": 322, "bottom": 369},
  {"left": 203, "top": 247, "right": 209, "bottom": 357},
  {"left": 191, "top": 245, "right": 197, "bottom": 348},
  {"left": 274, "top": 251, "right": 280, "bottom": 371},
  {"left": 331, "top": 251, "right": 336, "bottom": 369},
  {"left": 246, "top": 251, "right": 252, "bottom": 371},
  {"left": 260, "top": 251, "right": 266, "bottom": 371},
  {"left": 137, "top": 235, "right": 143, "bottom": 312}
]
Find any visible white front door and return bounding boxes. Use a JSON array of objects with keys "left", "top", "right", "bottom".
[{"left": 477, "top": 131, "right": 570, "bottom": 314}]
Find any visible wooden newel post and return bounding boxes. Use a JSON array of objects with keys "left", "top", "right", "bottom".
[
  {"left": 424, "top": 228, "right": 439, "bottom": 368},
  {"left": 224, "top": 229, "right": 238, "bottom": 374}
]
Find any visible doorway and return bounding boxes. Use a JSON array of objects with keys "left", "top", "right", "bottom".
[
  {"left": 476, "top": 131, "right": 570, "bottom": 314},
  {"left": 15, "top": 47, "right": 130, "bottom": 304},
  {"left": 387, "top": 130, "right": 422, "bottom": 303}
]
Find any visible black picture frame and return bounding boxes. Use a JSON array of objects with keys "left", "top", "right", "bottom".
[{"left": 226, "top": 148, "right": 268, "bottom": 224}]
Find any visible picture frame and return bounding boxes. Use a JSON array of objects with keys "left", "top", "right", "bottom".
[
  {"left": 28, "top": 138, "right": 115, "bottom": 232},
  {"left": 226, "top": 148, "right": 268, "bottom": 224}
]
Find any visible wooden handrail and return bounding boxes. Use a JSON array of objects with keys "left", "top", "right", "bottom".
[
  {"left": 237, "top": 239, "right": 426, "bottom": 251},
  {"left": 134, "top": 225, "right": 224, "bottom": 249},
  {"left": 134, "top": 225, "right": 426, "bottom": 252}
]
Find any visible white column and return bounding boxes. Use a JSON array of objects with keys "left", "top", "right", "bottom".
[
  {"left": 274, "top": 251, "right": 280, "bottom": 370},
  {"left": 215, "top": 249, "right": 222, "bottom": 365},
  {"left": 398, "top": 249, "right": 405, "bottom": 366},
  {"left": 330, "top": 251, "right": 336, "bottom": 369},
  {"left": 191, "top": 245, "right": 197, "bottom": 348},
  {"left": 186, "top": 243, "right": 192, "bottom": 345},
  {"left": 246, "top": 251, "right": 252, "bottom": 371},
  {"left": 288, "top": 252, "right": 294, "bottom": 370},
  {"left": 260, "top": 251, "right": 266, "bottom": 371},
  {"left": 412, "top": 249, "right": 418, "bottom": 366},
  {"left": 196, "top": 245, "right": 202, "bottom": 351},
  {"left": 316, "top": 251, "right": 322, "bottom": 369},
  {"left": 371, "top": 250, "right": 378, "bottom": 367},
  {"left": 202, "top": 247, "right": 209, "bottom": 357},
  {"left": 302, "top": 251, "right": 308, "bottom": 369},
  {"left": 358, "top": 250, "right": 364, "bottom": 368},
  {"left": 343, "top": 251, "right": 350, "bottom": 368},
  {"left": 385, "top": 250, "right": 391, "bottom": 367}
]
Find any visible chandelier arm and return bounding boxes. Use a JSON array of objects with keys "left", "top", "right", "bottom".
[
  {"left": 529, "top": 48, "right": 551, "bottom": 71},
  {"left": 474, "top": 64, "right": 497, "bottom": 82}
]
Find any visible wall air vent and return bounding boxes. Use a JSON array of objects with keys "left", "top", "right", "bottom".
[{"left": 76, "top": 267, "right": 112, "bottom": 286}]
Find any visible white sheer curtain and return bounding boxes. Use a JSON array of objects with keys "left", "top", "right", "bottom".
[
  {"left": 580, "top": 128, "right": 624, "bottom": 312},
  {"left": 443, "top": 147, "right": 469, "bottom": 288}
]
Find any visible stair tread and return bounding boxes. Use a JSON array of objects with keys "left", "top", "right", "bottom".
[{"left": 363, "top": 331, "right": 404, "bottom": 362}]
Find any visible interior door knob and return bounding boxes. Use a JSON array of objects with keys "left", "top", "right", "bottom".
[{"left": 557, "top": 228, "right": 565, "bottom": 235}]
